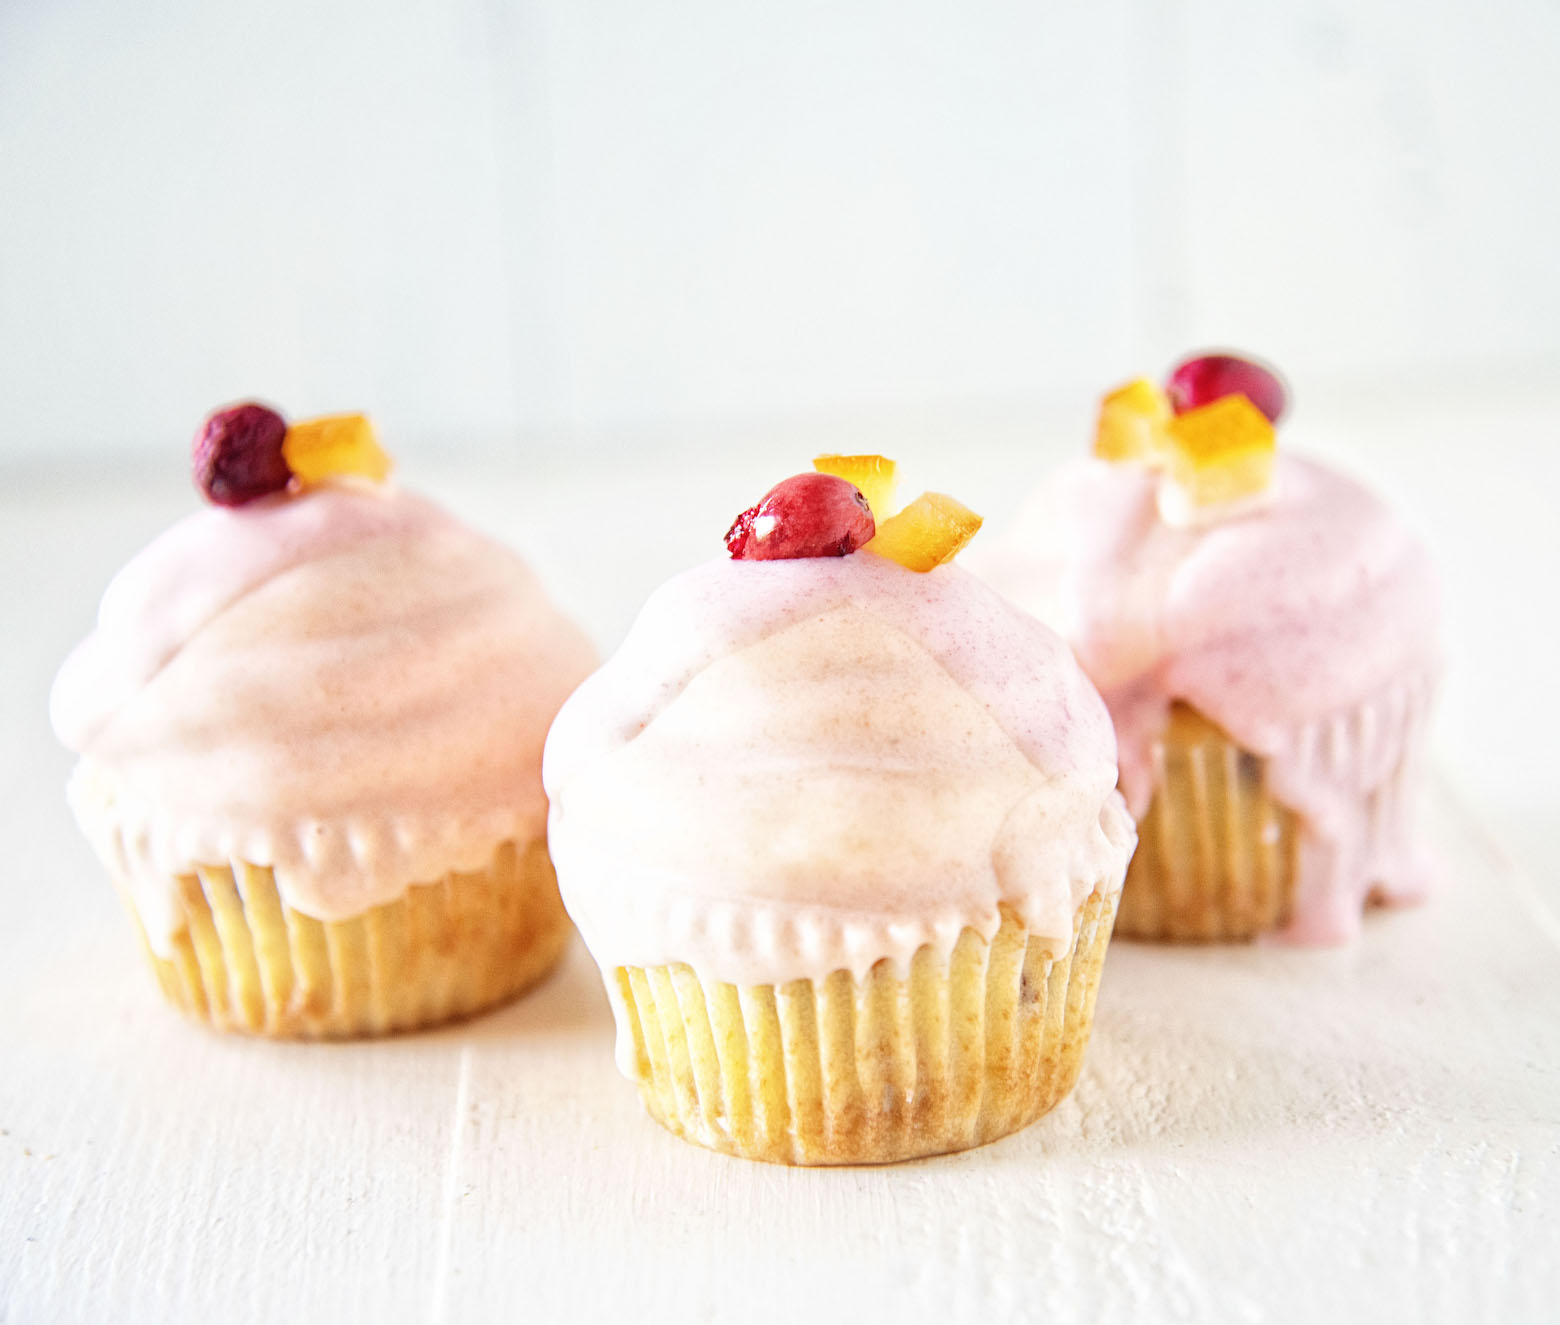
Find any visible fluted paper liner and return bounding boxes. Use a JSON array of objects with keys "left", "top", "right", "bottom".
[
  {"left": 1116, "top": 694, "right": 1430, "bottom": 942},
  {"left": 119, "top": 838, "right": 569, "bottom": 1037},
  {"left": 606, "top": 886, "right": 1120, "bottom": 1165},
  {"left": 1117, "top": 712, "right": 1299, "bottom": 941}
]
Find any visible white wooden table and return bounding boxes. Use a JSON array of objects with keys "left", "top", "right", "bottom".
[{"left": 4, "top": 411, "right": 1558, "bottom": 1324}]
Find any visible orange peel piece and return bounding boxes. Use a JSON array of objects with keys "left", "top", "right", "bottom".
[
  {"left": 865, "top": 492, "right": 982, "bottom": 572},
  {"left": 1094, "top": 377, "right": 1172, "bottom": 464},
  {"left": 1163, "top": 394, "right": 1275, "bottom": 507},
  {"left": 282, "top": 413, "right": 392, "bottom": 486},
  {"left": 813, "top": 453, "right": 898, "bottom": 520}
]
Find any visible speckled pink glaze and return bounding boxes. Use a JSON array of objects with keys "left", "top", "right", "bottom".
[
  {"left": 52, "top": 480, "right": 449, "bottom": 751},
  {"left": 544, "top": 553, "right": 1135, "bottom": 996},
  {"left": 979, "top": 455, "right": 1439, "bottom": 944},
  {"left": 51, "top": 480, "right": 596, "bottom": 952}
]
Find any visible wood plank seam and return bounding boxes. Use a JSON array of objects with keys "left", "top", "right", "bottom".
[{"left": 428, "top": 1044, "right": 473, "bottom": 1325}]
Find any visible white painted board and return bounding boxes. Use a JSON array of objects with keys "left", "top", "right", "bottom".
[
  {"left": 5, "top": 783, "right": 1556, "bottom": 1324},
  {"left": 2, "top": 444, "right": 1557, "bottom": 1324}
]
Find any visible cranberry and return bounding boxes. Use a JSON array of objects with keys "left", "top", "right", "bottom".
[
  {"left": 725, "top": 472, "right": 876, "bottom": 560},
  {"left": 192, "top": 403, "right": 292, "bottom": 507},
  {"left": 1165, "top": 353, "right": 1288, "bottom": 424}
]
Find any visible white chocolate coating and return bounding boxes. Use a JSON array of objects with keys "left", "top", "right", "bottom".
[
  {"left": 543, "top": 554, "right": 1134, "bottom": 989},
  {"left": 51, "top": 481, "right": 596, "bottom": 952},
  {"left": 977, "top": 454, "right": 1440, "bottom": 943}
]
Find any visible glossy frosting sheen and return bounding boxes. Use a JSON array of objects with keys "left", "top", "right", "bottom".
[
  {"left": 543, "top": 554, "right": 1135, "bottom": 991},
  {"left": 980, "top": 455, "right": 1439, "bottom": 942},
  {"left": 52, "top": 481, "right": 596, "bottom": 952}
]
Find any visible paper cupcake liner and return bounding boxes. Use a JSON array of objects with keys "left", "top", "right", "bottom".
[
  {"left": 1116, "top": 716, "right": 1299, "bottom": 942},
  {"left": 119, "top": 838, "right": 570, "bottom": 1038},
  {"left": 1119, "top": 675, "right": 1434, "bottom": 943},
  {"left": 605, "top": 886, "right": 1120, "bottom": 1165}
]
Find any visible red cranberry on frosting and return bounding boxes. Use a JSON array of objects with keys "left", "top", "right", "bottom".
[
  {"left": 725, "top": 473, "right": 876, "bottom": 561},
  {"left": 1166, "top": 353, "right": 1288, "bottom": 425},
  {"left": 192, "top": 403, "right": 292, "bottom": 507}
]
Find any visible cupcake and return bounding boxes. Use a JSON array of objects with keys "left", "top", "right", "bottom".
[
  {"left": 50, "top": 403, "right": 596, "bottom": 1036},
  {"left": 980, "top": 353, "right": 1439, "bottom": 944},
  {"left": 544, "top": 457, "right": 1135, "bottom": 1164}
]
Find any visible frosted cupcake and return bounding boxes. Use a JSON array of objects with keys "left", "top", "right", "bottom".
[
  {"left": 980, "top": 354, "right": 1439, "bottom": 944},
  {"left": 544, "top": 457, "right": 1135, "bottom": 1164},
  {"left": 51, "top": 403, "right": 596, "bottom": 1036}
]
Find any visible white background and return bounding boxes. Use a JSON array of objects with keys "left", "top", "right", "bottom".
[
  {"left": 3, "top": 0, "right": 1557, "bottom": 883},
  {"left": 3, "top": 0, "right": 1557, "bottom": 455}
]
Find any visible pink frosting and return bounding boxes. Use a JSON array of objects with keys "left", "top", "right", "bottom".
[
  {"left": 545, "top": 554, "right": 1122, "bottom": 790},
  {"left": 52, "top": 480, "right": 596, "bottom": 950},
  {"left": 544, "top": 554, "right": 1135, "bottom": 991},
  {"left": 52, "top": 480, "right": 449, "bottom": 750},
  {"left": 980, "top": 455, "right": 1439, "bottom": 944}
]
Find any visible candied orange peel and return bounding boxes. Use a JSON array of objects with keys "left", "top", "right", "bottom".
[
  {"left": 282, "top": 413, "right": 392, "bottom": 486},
  {"left": 1163, "top": 394, "right": 1275, "bottom": 507},
  {"left": 1094, "top": 377, "right": 1172, "bottom": 464},
  {"left": 865, "top": 491, "right": 983, "bottom": 572},
  {"left": 812, "top": 454, "right": 898, "bottom": 520}
]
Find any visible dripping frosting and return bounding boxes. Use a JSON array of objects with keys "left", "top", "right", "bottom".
[
  {"left": 978, "top": 454, "right": 1439, "bottom": 942},
  {"left": 543, "top": 553, "right": 1135, "bottom": 992},
  {"left": 52, "top": 481, "right": 597, "bottom": 951}
]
